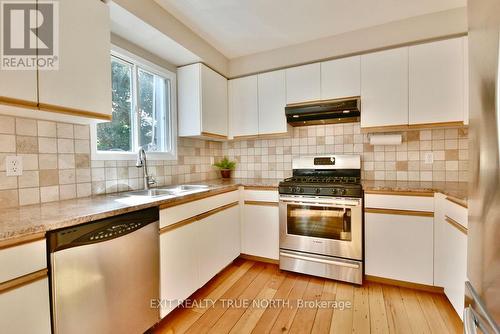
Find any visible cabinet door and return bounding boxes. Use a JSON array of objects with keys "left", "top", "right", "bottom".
[
  {"left": 197, "top": 205, "right": 240, "bottom": 286},
  {"left": 361, "top": 48, "right": 409, "bottom": 128},
  {"left": 242, "top": 204, "right": 279, "bottom": 260},
  {"left": 159, "top": 223, "right": 199, "bottom": 318},
  {"left": 286, "top": 63, "right": 321, "bottom": 104},
  {"left": 38, "top": 0, "right": 111, "bottom": 117},
  {"left": 365, "top": 213, "right": 433, "bottom": 285},
  {"left": 228, "top": 75, "right": 258, "bottom": 137},
  {"left": 0, "top": 70, "right": 37, "bottom": 106},
  {"left": 258, "top": 70, "right": 287, "bottom": 135},
  {"left": 201, "top": 65, "right": 228, "bottom": 136},
  {"left": 321, "top": 56, "right": 360, "bottom": 100},
  {"left": 409, "top": 38, "right": 465, "bottom": 125},
  {"left": 0, "top": 278, "right": 51, "bottom": 334},
  {"left": 177, "top": 64, "right": 202, "bottom": 137}
]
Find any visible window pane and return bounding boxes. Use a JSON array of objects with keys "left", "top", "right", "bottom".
[
  {"left": 97, "top": 58, "right": 133, "bottom": 152},
  {"left": 138, "top": 68, "right": 169, "bottom": 152}
]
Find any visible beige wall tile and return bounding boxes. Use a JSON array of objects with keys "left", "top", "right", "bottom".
[
  {"left": 0, "top": 134, "right": 16, "bottom": 152},
  {"left": 0, "top": 189, "right": 18, "bottom": 208},
  {"left": 38, "top": 137, "right": 57, "bottom": 153},
  {"left": 40, "top": 186, "right": 59, "bottom": 202},
  {"left": 76, "top": 168, "right": 91, "bottom": 183},
  {"left": 59, "top": 169, "right": 76, "bottom": 184},
  {"left": 77, "top": 183, "right": 91, "bottom": 197},
  {"left": 39, "top": 170, "right": 59, "bottom": 186},
  {"left": 16, "top": 136, "right": 38, "bottom": 153},
  {"left": 37, "top": 121, "right": 56, "bottom": 137},
  {"left": 57, "top": 123, "right": 74, "bottom": 138},
  {"left": 59, "top": 184, "right": 76, "bottom": 200},
  {"left": 57, "top": 138, "right": 74, "bottom": 153},
  {"left": 74, "top": 125, "right": 89, "bottom": 139},
  {"left": 74, "top": 139, "right": 90, "bottom": 153},
  {"left": 19, "top": 154, "right": 38, "bottom": 170},
  {"left": 0, "top": 172, "right": 17, "bottom": 190},
  {"left": 75, "top": 153, "right": 90, "bottom": 168},
  {"left": 19, "top": 187, "right": 40, "bottom": 205},
  {"left": 445, "top": 149, "right": 459, "bottom": 160},
  {"left": 0, "top": 116, "right": 15, "bottom": 134},
  {"left": 39, "top": 154, "right": 58, "bottom": 169},
  {"left": 18, "top": 170, "right": 39, "bottom": 188},
  {"left": 15, "top": 118, "right": 37, "bottom": 136},
  {"left": 58, "top": 154, "right": 75, "bottom": 169}
]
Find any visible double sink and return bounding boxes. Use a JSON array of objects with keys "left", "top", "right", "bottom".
[{"left": 123, "top": 184, "right": 210, "bottom": 198}]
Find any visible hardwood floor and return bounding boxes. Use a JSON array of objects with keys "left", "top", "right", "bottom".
[{"left": 151, "top": 259, "right": 463, "bottom": 334}]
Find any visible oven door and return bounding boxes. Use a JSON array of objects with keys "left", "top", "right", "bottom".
[{"left": 279, "top": 195, "right": 362, "bottom": 260}]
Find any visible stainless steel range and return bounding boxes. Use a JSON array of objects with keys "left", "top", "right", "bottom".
[{"left": 278, "top": 154, "right": 363, "bottom": 284}]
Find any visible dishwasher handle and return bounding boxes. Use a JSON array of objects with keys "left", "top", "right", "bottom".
[{"left": 48, "top": 207, "right": 159, "bottom": 252}]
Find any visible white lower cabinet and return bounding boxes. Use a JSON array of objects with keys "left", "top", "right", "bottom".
[
  {"left": 159, "top": 200, "right": 240, "bottom": 317},
  {"left": 0, "top": 277, "right": 51, "bottom": 334},
  {"left": 365, "top": 212, "right": 434, "bottom": 285},
  {"left": 434, "top": 193, "right": 468, "bottom": 319},
  {"left": 242, "top": 203, "right": 279, "bottom": 260}
]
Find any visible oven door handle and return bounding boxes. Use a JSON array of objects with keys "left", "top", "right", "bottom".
[
  {"left": 279, "top": 199, "right": 361, "bottom": 207},
  {"left": 280, "top": 251, "right": 360, "bottom": 269}
]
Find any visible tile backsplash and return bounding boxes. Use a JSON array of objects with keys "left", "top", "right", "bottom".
[
  {"left": 0, "top": 115, "right": 222, "bottom": 208},
  {"left": 0, "top": 115, "right": 468, "bottom": 208},
  {"left": 222, "top": 123, "right": 469, "bottom": 182}
]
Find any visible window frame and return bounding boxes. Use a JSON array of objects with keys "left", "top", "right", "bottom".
[{"left": 91, "top": 45, "right": 177, "bottom": 161}]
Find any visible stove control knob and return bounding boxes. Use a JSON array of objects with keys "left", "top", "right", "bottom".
[
  {"left": 340, "top": 188, "right": 347, "bottom": 195},
  {"left": 299, "top": 187, "right": 304, "bottom": 193},
  {"left": 315, "top": 188, "right": 321, "bottom": 194},
  {"left": 332, "top": 188, "right": 338, "bottom": 194}
]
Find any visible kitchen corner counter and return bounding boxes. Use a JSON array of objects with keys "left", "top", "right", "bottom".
[
  {"left": 0, "top": 179, "right": 280, "bottom": 244},
  {"left": 362, "top": 180, "right": 469, "bottom": 204}
]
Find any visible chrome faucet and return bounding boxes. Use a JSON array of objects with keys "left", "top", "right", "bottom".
[{"left": 136, "top": 148, "right": 156, "bottom": 189}]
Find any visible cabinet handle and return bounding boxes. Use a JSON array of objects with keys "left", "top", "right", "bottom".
[
  {"left": 444, "top": 215, "right": 468, "bottom": 235},
  {"left": 365, "top": 207, "right": 434, "bottom": 217},
  {"left": 244, "top": 200, "right": 278, "bottom": 207},
  {"left": 280, "top": 251, "right": 360, "bottom": 269},
  {"left": 0, "top": 269, "right": 48, "bottom": 294}
]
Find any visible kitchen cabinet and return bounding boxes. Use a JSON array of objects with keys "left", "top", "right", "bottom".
[
  {"left": 286, "top": 63, "right": 321, "bottom": 104},
  {"left": 409, "top": 37, "right": 466, "bottom": 125},
  {"left": 258, "top": 70, "right": 287, "bottom": 135},
  {"left": 321, "top": 56, "right": 361, "bottom": 100},
  {"left": 178, "top": 63, "right": 228, "bottom": 139},
  {"left": 434, "top": 193, "right": 468, "bottom": 319},
  {"left": 0, "top": 237, "right": 51, "bottom": 334},
  {"left": 159, "top": 221, "right": 199, "bottom": 318},
  {"left": 198, "top": 205, "right": 240, "bottom": 286},
  {"left": 38, "top": 0, "right": 111, "bottom": 119},
  {"left": 0, "top": 70, "right": 38, "bottom": 107},
  {"left": 364, "top": 193, "right": 434, "bottom": 285},
  {"left": 360, "top": 47, "right": 409, "bottom": 129},
  {"left": 241, "top": 190, "right": 280, "bottom": 260},
  {"left": 228, "top": 75, "right": 259, "bottom": 138},
  {"left": 0, "top": 277, "right": 51, "bottom": 334}
]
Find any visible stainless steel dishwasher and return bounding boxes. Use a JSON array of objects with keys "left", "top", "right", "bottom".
[{"left": 48, "top": 207, "right": 160, "bottom": 334}]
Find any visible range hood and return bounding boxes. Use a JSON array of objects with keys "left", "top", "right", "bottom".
[{"left": 285, "top": 97, "right": 360, "bottom": 126}]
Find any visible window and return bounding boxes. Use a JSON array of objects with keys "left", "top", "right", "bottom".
[{"left": 91, "top": 46, "right": 176, "bottom": 160}]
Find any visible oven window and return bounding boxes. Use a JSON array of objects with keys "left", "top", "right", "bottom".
[{"left": 286, "top": 204, "right": 352, "bottom": 241}]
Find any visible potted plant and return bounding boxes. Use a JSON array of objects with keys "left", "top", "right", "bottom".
[{"left": 213, "top": 156, "right": 236, "bottom": 179}]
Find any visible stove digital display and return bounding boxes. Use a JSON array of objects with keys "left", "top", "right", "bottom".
[{"left": 314, "top": 157, "right": 335, "bottom": 165}]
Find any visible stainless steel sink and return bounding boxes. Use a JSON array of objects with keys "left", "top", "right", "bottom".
[
  {"left": 124, "top": 189, "right": 174, "bottom": 197},
  {"left": 123, "top": 184, "right": 209, "bottom": 198},
  {"left": 158, "top": 184, "right": 209, "bottom": 193}
]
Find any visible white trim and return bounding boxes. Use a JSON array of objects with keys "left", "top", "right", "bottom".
[{"left": 91, "top": 45, "right": 177, "bottom": 161}]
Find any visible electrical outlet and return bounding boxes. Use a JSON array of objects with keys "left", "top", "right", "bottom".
[
  {"left": 210, "top": 156, "right": 215, "bottom": 165},
  {"left": 6, "top": 156, "right": 23, "bottom": 176},
  {"left": 424, "top": 152, "right": 434, "bottom": 164}
]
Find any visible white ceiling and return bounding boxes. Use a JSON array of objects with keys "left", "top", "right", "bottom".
[
  {"left": 154, "top": 0, "right": 466, "bottom": 59},
  {"left": 110, "top": 2, "right": 201, "bottom": 66}
]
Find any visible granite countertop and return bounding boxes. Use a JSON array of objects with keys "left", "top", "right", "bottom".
[
  {"left": 0, "top": 179, "right": 279, "bottom": 244},
  {"left": 362, "top": 180, "right": 468, "bottom": 203}
]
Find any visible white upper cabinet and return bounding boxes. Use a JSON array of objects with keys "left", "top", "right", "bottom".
[
  {"left": 258, "top": 70, "right": 287, "bottom": 135},
  {"left": 361, "top": 47, "right": 409, "bottom": 129},
  {"left": 0, "top": 70, "right": 37, "bottom": 106},
  {"left": 286, "top": 63, "right": 321, "bottom": 104},
  {"left": 321, "top": 56, "right": 361, "bottom": 100},
  {"left": 409, "top": 37, "right": 465, "bottom": 125},
  {"left": 178, "top": 63, "right": 228, "bottom": 139},
  {"left": 228, "top": 75, "right": 259, "bottom": 138},
  {"left": 38, "top": 0, "right": 111, "bottom": 118}
]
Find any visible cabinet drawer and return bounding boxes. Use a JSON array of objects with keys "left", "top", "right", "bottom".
[
  {"left": 365, "top": 194, "right": 434, "bottom": 212},
  {"left": 444, "top": 198, "right": 468, "bottom": 229},
  {"left": 0, "top": 238, "right": 46, "bottom": 283},
  {"left": 160, "top": 190, "right": 239, "bottom": 228},
  {"left": 243, "top": 189, "right": 278, "bottom": 203}
]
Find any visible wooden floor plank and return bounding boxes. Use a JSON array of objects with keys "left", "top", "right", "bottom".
[
  {"left": 184, "top": 262, "right": 266, "bottom": 334},
  {"left": 311, "top": 280, "right": 337, "bottom": 334},
  {"left": 329, "top": 282, "right": 354, "bottom": 333},
  {"left": 154, "top": 260, "right": 463, "bottom": 334},
  {"left": 416, "top": 292, "right": 451, "bottom": 334},
  {"left": 251, "top": 273, "right": 298, "bottom": 334},
  {"left": 431, "top": 293, "right": 463, "bottom": 334},
  {"left": 382, "top": 284, "right": 412, "bottom": 334},
  {"left": 352, "top": 284, "right": 370, "bottom": 334},
  {"left": 288, "top": 277, "right": 324, "bottom": 334},
  {"left": 269, "top": 275, "right": 310, "bottom": 334},
  {"left": 229, "top": 268, "right": 287, "bottom": 334},
  {"left": 208, "top": 264, "right": 278, "bottom": 334},
  {"left": 400, "top": 287, "right": 432, "bottom": 334},
  {"left": 368, "top": 282, "right": 389, "bottom": 334}
]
